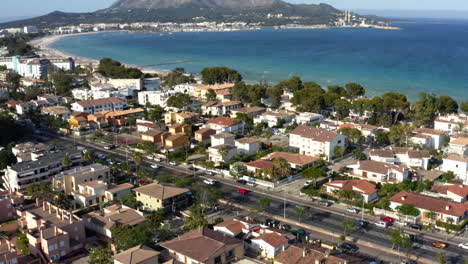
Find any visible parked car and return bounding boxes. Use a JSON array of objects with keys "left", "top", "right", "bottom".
[
  {"left": 104, "top": 145, "right": 114, "bottom": 150},
  {"left": 380, "top": 216, "right": 394, "bottom": 223},
  {"left": 340, "top": 243, "right": 359, "bottom": 252},
  {"left": 237, "top": 188, "right": 248, "bottom": 194},
  {"left": 346, "top": 207, "right": 360, "bottom": 214},
  {"left": 236, "top": 179, "right": 247, "bottom": 185},
  {"left": 203, "top": 179, "right": 216, "bottom": 185},
  {"left": 431, "top": 241, "right": 447, "bottom": 248},
  {"left": 147, "top": 155, "right": 154, "bottom": 160},
  {"left": 279, "top": 224, "right": 291, "bottom": 230},
  {"left": 169, "top": 161, "right": 178, "bottom": 166},
  {"left": 150, "top": 164, "right": 159, "bottom": 169},
  {"left": 264, "top": 219, "right": 280, "bottom": 228},
  {"left": 318, "top": 200, "right": 331, "bottom": 207},
  {"left": 458, "top": 243, "right": 468, "bottom": 249},
  {"left": 374, "top": 221, "right": 389, "bottom": 228},
  {"left": 206, "top": 171, "right": 215, "bottom": 176},
  {"left": 355, "top": 220, "right": 368, "bottom": 228},
  {"left": 246, "top": 181, "right": 256, "bottom": 187},
  {"left": 97, "top": 154, "right": 107, "bottom": 159},
  {"left": 154, "top": 157, "right": 163, "bottom": 162},
  {"left": 304, "top": 180, "right": 313, "bottom": 186},
  {"left": 409, "top": 223, "right": 422, "bottom": 230}
]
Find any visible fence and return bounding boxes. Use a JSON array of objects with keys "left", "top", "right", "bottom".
[{"left": 373, "top": 208, "right": 419, "bottom": 224}]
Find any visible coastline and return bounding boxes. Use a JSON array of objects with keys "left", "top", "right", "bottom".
[{"left": 29, "top": 32, "right": 170, "bottom": 76}]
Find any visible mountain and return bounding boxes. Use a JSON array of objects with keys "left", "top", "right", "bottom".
[{"left": 0, "top": 0, "right": 378, "bottom": 28}]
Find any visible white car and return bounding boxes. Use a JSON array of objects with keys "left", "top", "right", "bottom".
[
  {"left": 346, "top": 208, "right": 360, "bottom": 214},
  {"left": 203, "top": 179, "right": 216, "bottom": 185},
  {"left": 374, "top": 221, "right": 389, "bottom": 228},
  {"left": 304, "top": 180, "right": 313, "bottom": 186},
  {"left": 154, "top": 157, "right": 163, "bottom": 162},
  {"left": 459, "top": 243, "right": 468, "bottom": 249},
  {"left": 147, "top": 155, "right": 154, "bottom": 160},
  {"left": 150, "top": 164, "right": 159, "bottom": 169},
  {"left": 169, "top": 161, "right": 178, "bottom": 166}
]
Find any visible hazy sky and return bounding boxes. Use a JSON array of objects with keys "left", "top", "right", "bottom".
[{"left": 1, "top": 0, "right": 467, "bottom": 18}]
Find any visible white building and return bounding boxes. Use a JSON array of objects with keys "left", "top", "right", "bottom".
[
  {"left": 210, "top": 133, "right": 235, "bottom": 147},
  {"left": 203, "top": 117, "right": 244, "bottom": 134},
  {"left": 201, "top": 101, "right": 243, "bottom": 116},
  {"left": 23, "top": 26, "right": 39, "bottom": 33},
  {"left": 250, "top": 233, "right": 289, "bottom": 259},
  {"left": 71, "top": 97, "right": 126, "bottom": 114},
  {"left": 72, "top": 181, "right": 132, "bottom": 208},
  {"left": 441, "top": 155, "right": 468, "bottom": 185},
  {"left": 447, "top": 137, "right": 468, "bottom": 156},
  {"left": 253, "top": 110, "right": 296, "bottom": 128},
  {"left": 410, "top": 128, "right": 448, "bottom": 149},
  {"left": 434, "top": 114, "right": 468, "bottom": 134},
  {"left": 138, "top": 90, "right": 177, "bottom": 106},
  {"left": 369, "top": 147, "right": 432, "bottom": 169},
  {"left": 289, "top": 125, "right": 347, "bottom": 161},
  {"left": 208, "top": 144, "right": 237, "bottom": 165},
  {"left": 294, "top": 112, "right": 323, "bottom": 125},
  {"left": 235, "top": 137, "right": 261, "bottom": 156},
  {"left": 324, "top": 179, "right": 378, "bottom": 203},
  {"left": 0, "top": 56, "right": 74, "bottom": 79},
  {"left": 346, "top": 160, "right": 411, "bottom": 184}
]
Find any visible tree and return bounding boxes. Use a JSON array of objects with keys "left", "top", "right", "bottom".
[
  {"left": 436, "top": 96, "right": 458, "bottom": 114},
  {"left": 217, "top": 146, "right": 229, "bottom": 160},
  {"left": 51, "top": 71, "right": 73, "bottom": 96},
  {"left": 61, "top": 154, "right": 72, "bottom": 167},
  {"left": 166, "top": 93, "right": 193, "bottom": 111},
  {"left": 412, "top": 93, "right": 439, "bottom": 126},
  {"left": 397, "top": 204, "right": 420, "bottom": 217},
  {"left": 291, "top": 84, "right": 325, "bottom": 112},
  {"left": 205, "top": 88, "right": 217, "bottom": 101},
  {"left": 147, "top": 105, "right": 166, "bottom": 121},
  {"left": 201, "top": 67, "right": 242, "bottom": 84},
  {"left": 442, "top": 171, "right": 455, "bottom": 182},
  {"left": 338, "top": 127, "right": 364, "bottom": 144},
  {"left": 389, "top": 123, "right": 413, "bottom": 146},
  {"left": 461, "top": 101, "right": 468, "bottom": 114},
  {"left": 352, "top": 148, "right": 367, "bottom": 160},
  {"left": 119, "top": 193, "right": 142, "bottom": 209},
  {"left": 374, "top": 130, "right": 390, "bottom": 146},
  {"left": 132, "top": 152, "right": 143, "bottom": 167},
  {"left": 16, "top": 232, "right": 30, "bottom": 255},
  {"left": 147, "top": 209, "right": 165, "bottom": 231},
  {"left": 390, "top": 228, "right": 412, "bottom": 257},
  {"left": 382, "top": 92, "right": 410, "bottom": 124},
  {"left": 327, "top": 85, "right": 348, "bottom": 97},
  {"left": 294, "top": 206, "right": 308, "bottom": 222},
  {"left": 345, "top": 83, "right": 365, "bottom": 99},
  {"left": 333, "top": 146, "right": 344, "bottom": 159},
  {"left": 259, "top": 197, "right": 271, "bottom": 215},
  {"left": 230, "top": 163, "right": 246, "bottom": 179},
  {"left": 267, "top": 85, "right": 284, "bottom": 109},
  {"left": 54, "top": 192, "right": 73, "bottom": 210},
  {"left": 83, "top": 151, "right": 94, "bottom": 163},
  {"left": 161, "top": 68, "right": 195, "bottom": 87},
  {"left": 334, "top": 99, "right": 351, "bottom": 120},
  {"left": 437, "top": 252, "right": 447, "bottom": 264},
  {"left": 302, "top": 166, "right": 326, "bottom": 187},
  {"left": 184, "top": 205, "right": 208, "bottom": 231},
  {"left": 445, "top": 217, "right": 454, "bottom": 242},
  {"left": 276, "top": 76, "right": 304, "bottom": 93},
  {"left": 0, "top": 149, "right": 17, "bottom": 170},
  {"left": 112, "top": 224, "right": 151, "bottom": 252},
  {"left": 97, "top": 58, "right": 143, "bottom": 79},
  {"left": 26, "top": 182, "right": 54, "bottom": 201},
  {"left": 89, "top": 247, "right": 113, "bottom": 264},
  {"left": 341, "top": 219, "right": 355, "bottom": 237},
  {"left": 272, "top": 158, "right": 291, "bottom": 180}
]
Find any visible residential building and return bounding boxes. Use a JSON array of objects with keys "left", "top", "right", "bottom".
[
  {"left": 0, "top": 56, "right": 74, "bottom": 79},
  {"left": 194, "top": 128, "right": 216, "bottom": 143},
  {"left": 0, "top": 240, "right": 18, "bottom": 264},
  {"left": 447, "top": 137, "right": 468, "bottom": 156},
  {"left": 245, "top": 159, "right": 276, "bottom": 179},
  {"left": 324, "top": 180, "right": 378, "bottom": 203},
  {"left": 72, "top": 181, "right": 133, "bottom": 208},
  {"left": 42, "top": 106, "right": 71, "bottom": 120},
  {"left": 441, "top": 155, "right": 468, "bottom": 184},
  {"left": 136, "top": 121, "right": 166, "bottom": 133},
  {"left": 164, "top": 112, "right": 199, "bottom": 124},
  {"left": 216, "top": 90, "right": 233, "bottom": 101},
  {"left": 197, "top": 83, "right": 235, "bottom": 98},
  {"left": 201, "top": 101, "right": 243, "bottom": 116},
  {"left": 431, "top": 183, "right": 468, "bottom": 203},
  {"left": 168, "top": 123, "right": 192, "bottom": 135},
  {"left": 275, "top": 244, "right": 372, "bottom": 264},
  {"left": 138, "top": 90, "right": 177, "bottom": 106},
  {"left": 114, "top": 245, "right": 160, "bottom": 264},
  {"left": 214, "top": 219, "right": 248, "bottom": 237},
  {"left": 346, "top": 160, "right": 411, "bottom": 184},
  {"left": 161, "top": 227, "right": 244, "bottom": 264},
  {"left": 71, "top": 97, "right": 126, "bottom": 114},
  {"left": 88, "top": 108, "right": 144, "bottom": 127},
  {"left": 0, "top": 191, "right": 24, "bottom": 222},
  {"left": 68, "top": 112, "right": 90, "bottom": 129},
  {"left": 251, "top": 233, "right": 289, "bottom": 259},
  {"left": 294, "top": 112, "right": 323, "bottom": 125},
  {"left": 3, "top": 150, "right": 82, "bottom": 192},
  {"left": 410, "top": 128, "right": 447, "bottom": 149},
  {"left": 254, "top": 110, "right": 296, "bottom": 128},
  {"left": 83, "top": 204, "right": 146, "bottom": 238},
  {"left": 141, "top": 130, "right": 167, "bottom": 143},
  {"left": 231, "top": 107, "right": 266, "bottom": 118},
  {"left": 173, "top": 83, "right": 204, "bottom": 95},
  {"left": 434, "top": 114, "right": 468, "bottom": 134},
  {"left": 163, "top": 134, "right": 189, "bottom": 150},
  {"left": 204, "top": 117, "right": 244, "bottom": 134},
  {"left": 289, "top": 125, "right": 347, "bottom": 161},
  {"left": 17, "top": 201, "right": 86, "bottom": 262},
  {"left": 11, "top": 142, "right": 49, "bottom": 162},
  {"left": 211, "top": 133, "right": 236, "bottom": 147},
  {"left": 369, "top": 147, "right": 432, "bottom": 169},
  {"left": 339, "top": 123, "right": 380, "bottom": 138},
  {"left": 52, "top": 163, "right": 111, "bottom": 195},
  {"left": 235, "top": 137, "right": 261, "bottom": 156},
  {"left": 263, "top": 152, "right": 319, "bottom": 171},
  {"left": 134, "top": 183, "right": 192, "bottom": 212},
  {"left": 389, "top": 191, "right": 468, "bottom": 224},
  {"left": 208, "top": 144, "right": 237, "bottom": 164}
]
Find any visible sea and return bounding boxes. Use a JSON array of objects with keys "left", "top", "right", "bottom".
[{"left": 50, "top": 18, "right": 468, "bottom": 101}]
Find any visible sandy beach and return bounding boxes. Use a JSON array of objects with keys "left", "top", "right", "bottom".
[{"left": 29, "top": 32, "right": 169, "bottom": 76}]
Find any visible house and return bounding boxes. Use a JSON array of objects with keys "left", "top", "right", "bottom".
[
  {"left": 52, "top": 163, "right": 112, "bottom": 195},
  {"left": 339, "top": 123, "right": 380, "bottom": 138},
  {"left": 42, "top": 106, "right": 71, "bottom": 120},
  {"left": 168, "top": 123, "right": 192, "bottom": 135},
  {"left": 231, "top": 107, "right": 266, "bottom": 118},
  {"left": 434, "top": 113, "right": 468, "bottom": 134},
  {"left": 410, "top": 128, "right": 448, "bottom": 149},
  {"left": 441, "top": 155, "right": 468, "bottom": 184},
  {"left": 72, "top": 181, "right": 133, "bottom": 208},
  {"left": 11, "top": 142, "right": 50, "bottom": 162},
  {"left": 448, "top": 137, "right": 468, "bottom": 156},
  {"left": 324, "top": 180, "right": 378, "bottom": 203},
  {"left": 114, "top": 245, "right": 160, "bottom": 264},
  {"left": 88, "top": 108, "right": 144, "bottom": 127},
  {"left": 68, "top": 112, "right": 90, "bottom": 129},
  {"left": 204, "top": 117, "right": 244, "bottom": 134},
  {"left": 389, "top": 191, "right": 468, "bottom": 224},
  {"left": 17, "top": 201, "right": 86, "bottom": 263},
  {"left": 346, "top": 160, "right": 411, "bottom": 184},
  {"left": 289, "top": 125, "right": 347, "bottom": 161},
  {"left": 194, "top": 128, "right": 216, "bottom": 143},
  {"left": 137, "top": 90, "right": 177, "bottom": 106},
  {"left": 211, "top": 133, "right": 236, "bottom": 147},
  {"left": 208, "top": 144, "right": 237, "bottom": 164},
  {"left": 263, "top": 152, "right": 320, "bottom": 171},
  {"left": 136, "top": 120, "right": 166, "bottom": 133},
  {"left": 133, "top": 183, "right": 192, "bottom": 212},
  {"left": 71, "top": 97, "right": 126, "bottom": 114},
  {"left": 214, "top": 219, "right": 247, "bottom": 237},
  {"left": 251, "top": 233, "right": 289, "bottom": 259},
  {"left": 161, "top": 227, "right": 244, "bottom": 264},
  {"left": 164, "top": 134, "right": 189, "bottom": 150},
  {"left": 197, "top": 83, "right": 235, "bottom": 98},
  {"left": 5, "top": 99, "right": 22, "bottom": 108},
  {"left": 294, "top": 112, "right": 323, "bottom": 125},
  {"left": 0, "top": 240, "right": 19, "bottom": 264},
  {"left": 254, "top": 110, "right": 296, "bottom": 128},
  {"left": 15, "top": 102, "right": 36, "bottom": 115},
  {"left": 141, "top": 130, "right": 167, "bottom": 143},
  {"left": 216, "top": 90, "right": 233, "bottom": 101},
  {"left": 83, "top": 204, "right": 146, "bottom": 238},
  {"left": 201, "top": 101, "right": 243, "bottom": 116},
  {"left": 164, "top": 112, "right": 199, "bottom": 124},
  {"left": 235, "top": 137, "right": 261, "bottom": 155},
  {"left": 431, "top": 184, "right": 468, "bottom": 203},
  {"left": 369, "top": 147, "right": 432, "bottom": 169},
  {"left": 0, "top": 191, "right": 24, "bottom": 222},
  {"left": 275, "top": 244, "right": 372, "bottom": 264},
  {"left": 245, "top": 159, "right": 276, "bottom": 179}
]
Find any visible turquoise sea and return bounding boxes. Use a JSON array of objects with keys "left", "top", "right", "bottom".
[{"left": 50, "top": 19, "right": 468, "bottom": 101}]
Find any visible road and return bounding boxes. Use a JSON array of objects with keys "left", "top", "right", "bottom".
[{"left": 40, "top": 131, "right": 468, "bottom": 264}]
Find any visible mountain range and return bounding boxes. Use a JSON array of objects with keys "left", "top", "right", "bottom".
[{"left": 0, "top": 0, "right": 377, "bottom": 28}]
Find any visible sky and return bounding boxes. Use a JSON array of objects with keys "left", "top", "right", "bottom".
[{"left": 1, "top": 0, "right": 468, "bottom": 20}]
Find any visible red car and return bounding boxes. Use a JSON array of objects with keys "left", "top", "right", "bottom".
[
  {"left": 237, "top": 188, "right": 248, "bottom": 194},
  {"left": 380, "top": 216, "right": 394, "bottom": 223},
  {"left": 431, "top": 241, "right": 447, "bottom": 248}
]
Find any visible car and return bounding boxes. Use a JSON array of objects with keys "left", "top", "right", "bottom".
[
  {"left": 318, "top": 200, "right": 331, "bottom": 207},
  {"left": 400, "top": 260, "right": 417, "bottom": 264},
  {"left": 264, "top": 219, "right": 280, "bottom": 227},
  {"left": 237, "top": 188, "right": 248, "bottom": 194},
  {"left": 409, "top": 223, "right": 422, "bottom": 230},
  {"left": 374, "top": 221, "right": 389, "bottom": 228},
  {"left": 346, "top": 207, "right": 360, "bottom": 214},
  {"left": 458, "top": 243, "right": 468, "bottom": 249},
  {"left": 154, "top": 157, "right": 163, "bottom": 162},
  {"left": 206, "top": 171, "right": 215, "bottom": 176},
  {"left": 380, "top": 216, "right": 394, "bottom": 223},
  {"left": 97, "top": 154, "right": 107, "bottom": 159},
  {"left": 169, "top": 161, "right": 178, "bottom": 166},
  {"left": 237, "top": 179, "right": 247, "bottom": 185},
  {"left": 431, "top": 241, "right": 447, "bottom": 248},
  {"left": 246, "top": 181, "right": 256, "bottom": 186},
  {"left": 355, "top": 220, "right": 368, "bottom": 227},
  {"left": 279, "top": 224, "right": 291, "bottom": 230},
  {"left": 203, "top": 179, "right": 216, "bottom": 185},
  {"left": 340, "top": 243, "right": 359, "bottom": 252},
  {"left": 304, "top": 180, "right": 313, "bottom": 186},
  {"left": 403, "top": 233, "right": 415, "bottom": 241},
  {"left": 150, "top": 164, "right": 159, "bottom": 169},
  {"left": 104, "top": 145, "right": 114, "bottom": 150},
  {"left": 147, "top": 155, "right": 154, "bottom": 160}
]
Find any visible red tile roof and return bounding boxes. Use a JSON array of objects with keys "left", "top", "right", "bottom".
[
  {"left": 352, "top": 160, "right": 407, "bottom": 174},
  {"left": 291, "top": 125, "right": 339, "bottom": 142},
  {"left": 324, "top": 180, "right": 377, "bottom": 195},
  {"left": 76, "top": 97, "right": 124, "bottom": 108},
  {"left": 253, "top": 233, "right": 288, "bottom": 248},
  {"left": 214, "top": 220, "right": 244, "bottom": 234},
  {"left": 245, "top": 159, "right": 275, "bottom": 170},
  {"left": 207, "top": 117, "right": 240, "bottom": 127},
  {"left": 431, "top": 184, "right": 468, "bottom": 198},
  {"left": 264, "top": 152, "right": 320, "bottom": 166}
]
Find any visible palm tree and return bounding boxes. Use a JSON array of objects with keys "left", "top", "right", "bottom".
[
  {"left": 217, "top": 146, "right": 229, "bottom": 161},
  {"left": 54, "top": 192, "right": 73, "bottom": 210},
  {"left": 132, "top": 152, "right": 143, "bottom": 167},
  {"left": 294, "top": 206, "right": 308, "bottom": 222},
  {"left": 61, "top": 154, "right": 72, "bottom": 167},
  {"left": 341, "top": 219, "right": 355, "bottom": 237},
  {"left": 263, "top": 130, "right": 273, "bottom": 144},
  {"left": 83, "top": 152, "right": 93, "bottom": 163},
  {"left": 184, "top": 205, "right": 208, "bottom": 231},
  {"left": 273, "top": 158, "right": 291, "bottom": 180},
  {"left": 26, "top": 182, "right": 54, "bottom": 201}
]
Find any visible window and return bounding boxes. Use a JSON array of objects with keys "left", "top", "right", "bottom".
[{"left": 60, "top": 240, "right": 65, "bottom": 247}]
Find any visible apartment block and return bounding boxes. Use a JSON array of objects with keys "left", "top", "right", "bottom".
[{"left": 52, "top": 163, "right": 111, "bottom": 195}]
